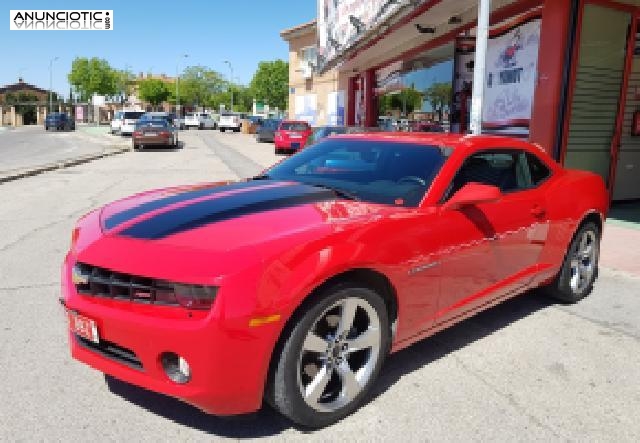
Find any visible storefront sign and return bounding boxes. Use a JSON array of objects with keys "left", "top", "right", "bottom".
[
  {"left": 482, "top": 17, "right": 541, "bottom": 135},
  {"left": 327, "top": 91, "right": 345, "bottom": 125},
  {"left": 294, "top": 94, "right": 317, "bottom": 125},
  {"left": 317, "top": 0, "right": 404, "bottom": 71}
]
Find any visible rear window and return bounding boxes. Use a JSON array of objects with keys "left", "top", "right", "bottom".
[
  {"left": 136, "top": 120, "right": 169, "bottom": 128},
  {"left": 280, "top": 122, "right": 309, "bottom": 131},
  {"left": 124, "top": 112, "right": 144, "bottom": 119}
]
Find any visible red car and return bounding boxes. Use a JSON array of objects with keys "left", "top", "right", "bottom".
[
  {"left": 62, "top": 133, "right": 607, "bottom": 428},
  {"left": 274, "top": 120, "right": 312, "bottom": 154}
]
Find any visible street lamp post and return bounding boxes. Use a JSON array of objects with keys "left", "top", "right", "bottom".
[
  {"left": 48, "top": 56, "right": 59, "bottom": 113},
  {"left": 176, "top": 54, "right": 189, "bottom": 117},
  {"left": 224, "top": 60, "right": 234, "bottom": 112}
]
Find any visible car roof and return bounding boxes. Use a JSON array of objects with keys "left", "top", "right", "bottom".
[{"left": 329, "top": 132, "right": 545, "bottom": 153}]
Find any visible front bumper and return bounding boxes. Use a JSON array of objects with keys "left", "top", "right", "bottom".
[{"left": 61, "top": 255, "right": 279, "bottom": 415}]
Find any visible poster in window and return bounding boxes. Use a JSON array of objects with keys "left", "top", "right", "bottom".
[{"left": 482, "top": 17, "right": 541, "bottom": 136}]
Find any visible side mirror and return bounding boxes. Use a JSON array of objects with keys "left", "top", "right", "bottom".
[{"left": 442, "top": 182, "right": 501, "bottom": 211}]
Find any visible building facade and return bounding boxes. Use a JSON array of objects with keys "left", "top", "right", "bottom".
[
  {"left": 308, "top": 0, "right": 640, "bottom": 201},
  {"left": 281, "top": 20, "right": 349, "bottom": 126}
]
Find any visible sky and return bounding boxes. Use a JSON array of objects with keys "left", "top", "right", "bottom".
[{"left": 1, "top": 0, "right": 317, "bottom": 97}]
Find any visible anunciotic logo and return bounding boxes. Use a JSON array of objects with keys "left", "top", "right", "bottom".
[{"left": 10, "top": 10, "right": 113, "bottom": 30}]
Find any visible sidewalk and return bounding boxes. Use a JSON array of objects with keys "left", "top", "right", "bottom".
[{"left": 600, "top": 222, "right": 640, "bottom": 277}]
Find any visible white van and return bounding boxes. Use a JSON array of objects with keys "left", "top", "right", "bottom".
[{"left": 184, "top": 112, "right": 217, "bottom": 130}]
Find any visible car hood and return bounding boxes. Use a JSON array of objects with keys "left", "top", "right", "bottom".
[
  {"left": 73, "top": 180, "right": 395, "bottom": 284},
  {"left": 99, "top": 180, "right": 390, "bottom": 250}
]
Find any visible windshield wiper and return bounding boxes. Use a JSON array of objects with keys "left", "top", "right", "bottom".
[
  {"left": 251, "top": 174, "right": 271, "bottom": 180},
  {"left": 307, "top": 183, "right": 360, "bottom": 201}
]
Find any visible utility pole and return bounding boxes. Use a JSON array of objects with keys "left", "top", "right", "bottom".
[
  {"left": 224, "top": 60, "right": 234, "bottom": 111},
  {"left": 470, "top": 0, "right": 491, "bottom": 135},
  {"left": 176, "top": 54, "right": 188, "bottom": 117},
  {"left": 48, "top": 56, "right": 59, "bottom": 113}
]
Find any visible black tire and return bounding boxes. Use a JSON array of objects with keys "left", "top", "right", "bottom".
[
  {"left": 220, "top": 128, "right": 226, "bottom": 132},
  {"left": 543, "top": 221, "right": 600, "bottom": 303},
  {"left": 266, "top": 283, "right": 390, "bottom": 428},
  {"left": 234, "top": 127, "right": 240, "bottom": 133},
  {"left": 199, "top": 123, "right": 204, "bottom": 130}
]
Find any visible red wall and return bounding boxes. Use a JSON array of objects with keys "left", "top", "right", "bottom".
[{"left": 529, "top": 0, "right": 574, "bottom": 156}]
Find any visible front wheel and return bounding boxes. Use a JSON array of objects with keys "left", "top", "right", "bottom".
[
  {"left": 267, "top": 283, "right": 390, "bottom": 428},
  {"left": 544, "top": 221, "right": 600, "bottom": 303}
]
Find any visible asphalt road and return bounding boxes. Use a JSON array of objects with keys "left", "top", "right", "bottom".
[
  {"left": 1, "top": 130, "right": 639, "bottom": 441},
  {"left": 0, "top": 125, "right": 127, "bottom": 176}
]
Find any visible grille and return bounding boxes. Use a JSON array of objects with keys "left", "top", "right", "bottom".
[
  {"left": 73, "top": 262, "right": 178, "bottom": 306},
  {"left": 75, "top": 334, "right": 143, "bottom": 371}
]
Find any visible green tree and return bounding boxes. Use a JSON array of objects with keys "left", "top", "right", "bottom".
[
  {"left": 67, "top": 57, "right": 118, "bottom": 101},
  {"left": 114, "top": 69, "right": 134, "bottom": 101},
  {"left": 249, "top": 60, "right": 288, "bottom": 111},
  {"left": 179, "top": 65, "right": 226, "bottom": 107},
  {"left": 378, "top": 87, "right": 422, "bottom": 116},
  {"left": 424, "top": 82, "right": 452, "bottom": 121},
  {"left": 138, "top": 78, "right": 171, "bottom": 109}
]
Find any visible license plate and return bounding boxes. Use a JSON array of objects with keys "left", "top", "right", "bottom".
[
  {"left": 290, "top": 134, "right": 302, "bottom": 138},
  {"left": 68, "top": 311, "right": 99, "bottom": 343},
  {"left": 144, "top": 132, "right": 156, "bottom": 136}
]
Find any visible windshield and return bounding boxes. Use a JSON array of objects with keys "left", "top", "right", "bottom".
[
  {"left": 280, "top": 122, "right": 309, "bottom": 131},
  {"left": 265, "top": 139, "right": 446, "bottom": 207}
]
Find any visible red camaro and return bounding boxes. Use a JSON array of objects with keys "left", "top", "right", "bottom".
[
  {"left": 274, "top": 120, "right": 312, "bottom": 154},
  {"left": 62, "top": 133, "right": 607, "bottom": 427}
]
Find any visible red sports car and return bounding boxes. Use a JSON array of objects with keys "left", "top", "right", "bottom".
[
  {"left": 274, "top": 120, "right": 312, "bottom": 154},
  {"left": 61, "top": 133, "right": 607, "bottom": 428}
]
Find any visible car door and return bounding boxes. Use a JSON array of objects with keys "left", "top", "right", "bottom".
[{"left": 434, "top": 149, "right": 547, "bottom": 324}]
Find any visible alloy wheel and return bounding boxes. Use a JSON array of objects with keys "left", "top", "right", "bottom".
[
  {"left": 569, "top": 230, "right": 597, "bottom": 294},
  {"left": 296, "top": 297, "right": 381, "bottom": 412}
]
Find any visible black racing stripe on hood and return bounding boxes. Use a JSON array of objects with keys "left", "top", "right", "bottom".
[
  {"left": 103, "top": 180, "right": 265, "bottom": 230},
  {"left": 118, "top": 184, "right": 335, "bottom": 239}
]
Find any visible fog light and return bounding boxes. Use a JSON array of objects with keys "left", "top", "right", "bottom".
[{"left": 161, "top": 352, "right": 191, "bottom": 384}]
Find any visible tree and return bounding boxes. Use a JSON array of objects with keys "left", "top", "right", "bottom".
[
  {"left": 114, "top": 69, "right": 134, "bottom": 102},
  {"left": 179, "top": 65, "right": 226, "bottom": 108},
  {"left": 137, "top": 78, "right": 171, "bottom": 109},
  {"left": 378, "top": 87, "right": 422, "bottom": 116},
  {"left": 67, "top": 57, "right": 118, "bottom": 101},
  {"left": 424, "top": 82, "right": 452, "bottom": 122},
  {"left": 249, "top": 60, "right": 288, "bottom": 111}
]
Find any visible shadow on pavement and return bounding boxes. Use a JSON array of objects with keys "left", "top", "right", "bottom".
[
  {"left": 104, "top": 289, "right": 553, "bottom": 437},
  {"left": 609, "top": 200, "right": 640, "bottom": 226}
]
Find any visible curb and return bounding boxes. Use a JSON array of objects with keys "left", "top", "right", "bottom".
[{"left": 0, "top": 146, "right": 131, "bottom": 184}]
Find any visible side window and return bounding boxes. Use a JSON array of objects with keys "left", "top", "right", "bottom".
[
  {"left": 526, "top": 152, "right": 551, "bottom": 185},
  {"left": 446, "top": 150, "right": 533, "bottom": 200}
]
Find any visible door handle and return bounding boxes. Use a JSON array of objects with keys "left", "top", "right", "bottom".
[{"left": 531, "top": 205, "right": 546, "bottom": 218}]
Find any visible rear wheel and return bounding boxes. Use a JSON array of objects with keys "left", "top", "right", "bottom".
[
  {"left": 267, "top": 283, "right": 389, "bottom": 428},
  {"left": 220, "top": 128, "right": 226, "bottom": 132},
  {"left": 544, "top": 221, "right": 600, "bottom": 303}
]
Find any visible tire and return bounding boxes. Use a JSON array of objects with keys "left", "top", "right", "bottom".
[
  {"left": 234, "top": 127, "right": 240, "bottom": 133},
  {"left": 266, "top": 283, "right": 390, "bottom": 428},
  {"left": 199, "top": 123, "right": 204, "bottom": 130},
  {"left": 544, "top": 221, "right": 600, "bottom": 303},
  {"left": 132, "top": 143, "right": 138, "bottom": 151},
  {"left": 220, "top": 128, "right": 226, "bottom": 132}
]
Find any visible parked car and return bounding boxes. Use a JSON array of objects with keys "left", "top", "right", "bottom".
[
  {"left": 218, "top": 112, "right": 243, "bottom": 132},
  {"left": 412, "top": 121, "right": 445, "bottom": 133},
  {"left": 254, "top": 118, "right": 282, "bottom": 143},
  {"left": 305, "top": 125, "right": 380, "bottom": 146},
  {"left": 131, "top": 119, "right": 178, "bottom": 150},
  {"left": 110, "top": 111, "right": 124, "bottom": 134},
  {"left": 119, "top": 111, "right": 146, "bottom": 136},
  {"left": 184, "top": 112, "right": 217, "bottom": 130},
  {"left": 274, "top": 120, "right": 312, "bottom": 154},
  {"left": 140, "top": 112, "right": 174, "bottom": 125},
  {"left": 62, "top": 133, "right": 607, "bottom": 427},
  {"left": 45, "top": 112, "right": 75, "bottom": 131}
]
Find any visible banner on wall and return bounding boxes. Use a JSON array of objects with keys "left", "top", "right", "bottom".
[
  {"left": 327, "top": 90, "right": 345, "bottom": 125},
  {"left": 482, "top": 16, "right": 541, "bottom": 135},
  {"left": 451, "top": 38, "right": 476, "bottom": 133},
  {"left": 317, "top": 0, "right": 405, "bottom": 72},
  {"left": 294, "top": 94, "right": 317, "bottom": 125}
]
